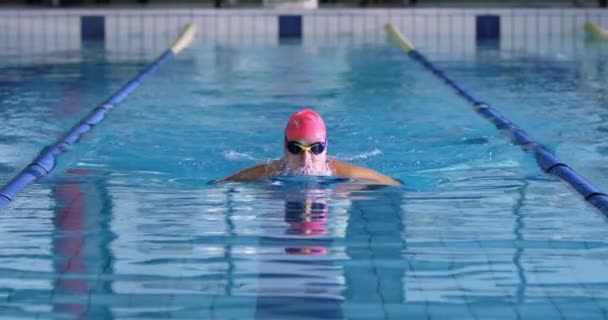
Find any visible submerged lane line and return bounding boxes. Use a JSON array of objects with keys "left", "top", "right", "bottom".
[
  {"left": 385, "top": 23, "right": 608, "bottom": 216},
  {"left": 0, "top": 24, "right": 197, "bottom": 209}
]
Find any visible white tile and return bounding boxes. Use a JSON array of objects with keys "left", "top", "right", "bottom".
[
  {"left": 3, "top": 7, "right": 608, "bottom": 51},
  {"left": 545, "top": 8, "right": 562, "bottom": 18},
  {"left": 142, "top": 22, "right": 155, "bottom": 51},
  {"left": 587, "top": 11, "right": 604, "bottom": 25},
  {"left": 177, "top": 14, "right": 194, "bottom": 31},
  {"left": 434, "top": 8, "right": 452, "bottom": 16},
  {"left": 306, "top": 12, "right": 320, "bottom": 36},
  {"left": 201, "top": 14, "right": 218, "bottom": 39},
  {"left": 69, "top": 16, "right": 79, "bottom": 38},
  {"left": 427, "top": 13, "right": 442, "bottom": 37},
  {"left": 561, "top": 10, "right": 576, "bottom": 38},
  {"left": 447, "top": 14, "right": 465, "bottom": 37},
  {"left": 437, "top": 12, "right": 451, "bottom": 37},
  {"left": 320, "top": 14, "right": 332, "bottom": 38},
  {"left": 30, "top": 15, "right": 47, "bottom": 39},
  {"left": 376, "top": 13, "right": 390, "bottom": 31},
  {"left": 573, "top": 11, "right": 587, "bottom": 38},
  {"left": 215, "top": 15, "right": 229, "bottom": 38},
  {"left": 326, "top": 13, "right": 339, "bottom": 36},
  {"left": 353, "top": 14, "right": 365, "bottom": 35},
  {"left": 309, "top": 14, "right": 322, "bottom": 40},
  {"left": 500, "top": 12, "right": 512, "bottom": 38},
  {"left": 0, "top": 18, "right": 5, "bottom": 46},
  {"left": 169, "top": 16, "right": 185, "bottom": 38},
  {"left": 537, "top": 14, "right": 550, "bottom": 48},
  {"left": 376, "top": 13, "right": 389, "bottom": 39},
  {"left": 547, "top": 12, "right": 560, "bottom": 39},
  {"left": 384, "top": 9, "right": 395, "bottom": 26},
  {"left": 253, "top": 15, "right": 268, "bottom": 37},
  {"left": 302, "top": 14, "right": 314, "bottom": 38},
  {"left": 191, "top": 8, "right": 210, "bottom": 15},
  {"left": 463, "top": 13, "right": 476, "bottom": 38},
  {"left": 417, "top": 8, "right": 438, "bottom": 16},
  {"left": 302, "top": 14, "right": 313, "bottom": 36},
  {"left": 338, "top": 13, "right": 353, "bottom": 36},
  {"left": 407, "top": 12, "right": 420, "bottom": 36},
  {"left": 224, "top": 15, "right": 236, "bottom": 37},
  {"left": 522, "top": 12, "right": 536, "bottom": 38},
  {"left": 487, "top": 9, "right": 511, "bottom": 17},
  {"left": 239, "top": 14, "right": 255, "bottom": 37},
  {"left": 363, "top": 13, "right": 376, "bottom": 37},
  {"left": 104, "top": 16, "right": 117, "bottom": 39},
  {"left": 412, "top": 14, "right": 426, "bottom": 36},
  {"left": 501, "top": 28, "right": 513, "bottom": 52},
  {"left": 393, "top": 11, "right": 412, "bottom": 36},
  {"left": 266, "top": 15, "right": 278, "bottom": 38},
  {"left": 603, "top": 13, "right": 608, "bottom": 27},
  {"left": 330, "top": 13, "right": 343, "bottom": 37},
  {"left": 199, "top": 14, "right": 216, "bottom": 38},
  {"left": 165, "top": 9, "right": 192, "bottom": 16}
]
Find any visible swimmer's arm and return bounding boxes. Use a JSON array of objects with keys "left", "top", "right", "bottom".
[
  {"left": 330, "top": 159, "right": 403, "bottom": 186},
  {"left": 219, "top": 161, "right": 281, "bottom": 182}
]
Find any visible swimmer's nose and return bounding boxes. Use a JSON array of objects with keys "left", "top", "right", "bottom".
[{"left": 301, "top": 151, "right": 312, "bottom": 164}]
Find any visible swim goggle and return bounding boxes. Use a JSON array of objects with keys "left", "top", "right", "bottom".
[{"left": 285, "top": 139, "right": 327, "bottom": 155}]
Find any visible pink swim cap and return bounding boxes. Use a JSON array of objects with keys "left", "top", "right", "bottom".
[{"left": 285, "top": 109, "right": 327, "bottom": 141}]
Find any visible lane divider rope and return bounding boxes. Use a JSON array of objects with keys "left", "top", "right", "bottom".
[
  {"left": 385, "top": 23, "right": 608, "bottom": 216},
  {"left": 0, "top": 24, "right": 197, "bottom": 209}
]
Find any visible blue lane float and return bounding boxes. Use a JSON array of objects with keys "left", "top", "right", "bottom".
[
  {"left": 0, "top": 24, "right": 196, "bottom": 209},
  {"left": 385, "top": 23, "right": 608, "bottom": 217}
]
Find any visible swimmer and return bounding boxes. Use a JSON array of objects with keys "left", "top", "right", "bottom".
[{"left": 221, "top": 109, "right": 402, "bottom": 185}]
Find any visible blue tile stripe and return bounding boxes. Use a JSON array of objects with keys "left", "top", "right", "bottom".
[
  {"left": 0, "top": 50, "right": 174, "bottom": 209},
  {"left": 403, "top": 49, "right": 608, "bottom": 216},
  {"left": 279, "top": 15, "right": 302, "bottom": 38},
  {"left": 476, "top": 15, "right": 500, "bottom": 41},
  {"left": 81, "top": 16, "right": 105, "bottom": 41}
]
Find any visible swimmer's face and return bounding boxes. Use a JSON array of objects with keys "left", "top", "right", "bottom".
[{"left": 283, "top": 137, "right": 330, "bottom": 176}]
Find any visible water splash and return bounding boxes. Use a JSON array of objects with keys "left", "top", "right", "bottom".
[
  {"left": 336, "top": 149, "right": 382, "bottom": 161},
  {"left": 223, "top": 150, "right": 256, "bottom": 161}
]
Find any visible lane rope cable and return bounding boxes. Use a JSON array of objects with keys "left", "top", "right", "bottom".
[
  {"left": 385, "top": 23, "right": 608, "bottom": 216},
  {"left": 0, "top": 23, "right": 197, "bottom": 209}
]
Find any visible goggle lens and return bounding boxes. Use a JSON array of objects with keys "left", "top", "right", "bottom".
[{"left": 285, "top": 141, "right": 326, "bottom": 155}]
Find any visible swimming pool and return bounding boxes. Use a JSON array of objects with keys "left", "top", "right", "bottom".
[{"left": 2, "top": 29, "right": 608, "bottom": 318}]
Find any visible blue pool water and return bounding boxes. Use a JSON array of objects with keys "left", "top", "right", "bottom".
[{"left": 1, "top": 36, "right": 608, "bottom": 318}]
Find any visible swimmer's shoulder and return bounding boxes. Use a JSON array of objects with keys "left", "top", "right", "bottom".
[
  {"left": 328, "top": 158, "right": 367, "bottom": 178},
  {"left": 220, "top": 160, "right": 283, "bottom": 182},
  {"left": 328, "top": 158, "right": 403, "bottom": 186}
]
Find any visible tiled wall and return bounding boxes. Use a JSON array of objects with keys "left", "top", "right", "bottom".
[{"left": 0, "top": 8, "right": 607, "bottom": 61}]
